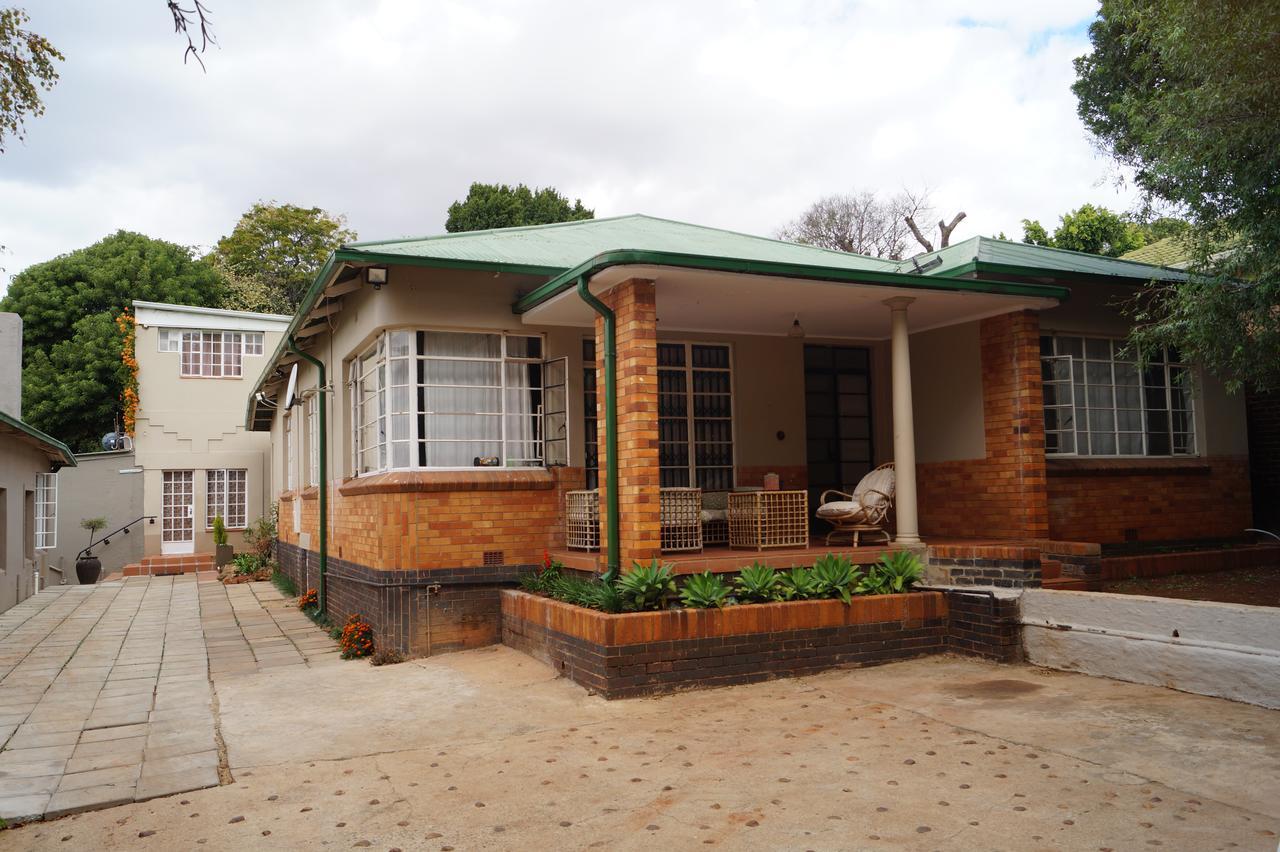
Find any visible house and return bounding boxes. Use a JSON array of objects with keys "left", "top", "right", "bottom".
[
  {"left": 128, "top": 301, "right": 291, "bottom": 571},
  {"left": 243, "top": 215, "right": 1257, "bottom": 657},
  {"left": 0, "top": 313, "right": 76, "bottom": 611},
  {"left": 43, "top": 448, "right": 143, "bottom": 581}
]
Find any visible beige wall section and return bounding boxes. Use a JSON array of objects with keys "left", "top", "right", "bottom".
[
  {"left": 0, "top": 440, "right": 52, "bottom": 612},
  {"left": 910, "top": 321, "right": 985, "bottom": 463},
  {"left": 1039, "top": 282, "right": 1249, "bottom": 457},
  {"left": 133, "top": 304, "right": 290, "bottom": 555},
  {"left": 46, "top": 450, "right": 144, "bottom": 581}
]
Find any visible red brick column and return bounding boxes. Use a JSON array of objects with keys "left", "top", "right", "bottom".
[
  {"left": 595, "top": 278, "right": 661, "bottom": 567},
  {"left": 979, "top": 310, "right": 1049, "bottom": 539}
]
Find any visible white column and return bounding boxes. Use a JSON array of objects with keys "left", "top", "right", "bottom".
[{"left": 884, "top": 297, "right": 921, "bottom": 545}]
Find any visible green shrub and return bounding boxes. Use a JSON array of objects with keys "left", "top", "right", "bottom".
[
  {"left": 520, "top": 563, "right": 562, "bottom": 595},
  {"left": 212, "top": 515, "right": 228, "bottom": 547},
  {"left": 680, "top": 571, "right": 731, "bottom": 608},
  {"left": 242, "top": 511, "right": 277, "bottom": 560},
  {"left": 734, "top": 563, "right": 781, "bottom": 603},
  {"left": 873, "top": 550, "right": 924, "bottom": 593},
  {"left": 232, "top": 553, "right": 264, "bottom": 576},
  {"left": 811, "top": 553, "right": 860, "bottom": 604},
  {"left": 271, "top": 569, "right": 298, "bottom": 597},
  {"left": 584, "top": 580, "right": 624, "bottom": 614},
  {"left": 616, "top": 559, "right": 676, "bottom": 611},
  {"left": 777, "top": 566, "right": 819, "bottom": 601}
]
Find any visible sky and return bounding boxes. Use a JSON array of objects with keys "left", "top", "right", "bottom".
[{"left": 0, "top": 0, "right": 1138, "bottom": 291}]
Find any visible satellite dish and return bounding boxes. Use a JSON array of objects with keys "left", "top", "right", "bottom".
[{"left": 284, "top": 363, "right": 299, "bottom": 409}]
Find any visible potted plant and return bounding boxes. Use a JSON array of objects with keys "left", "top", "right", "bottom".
[
  {"left": 76, "top": 517, "right": 107, "bottom": 585},
  {"left": 212, "top": 514, "right": 234, "bottom": 567}
]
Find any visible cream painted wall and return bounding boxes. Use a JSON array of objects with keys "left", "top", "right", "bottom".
[
  {"left": 1039, "top": 282, "right": 1249, "bottom": 457},
  {"left": 910, "top": 321, "right": 986, "bottom": 463},
  {"left": 0, "top": 440, "right": 53, "bottom": 612},
  {"left": 134, "top": 314, "right": 289, "bottom": 555}
]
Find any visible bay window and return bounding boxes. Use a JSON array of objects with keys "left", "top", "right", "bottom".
[
  {"left": 1041, "top": 334, "right": 1195, "bottom": 457},
  {"left": 351, "top": 329, "right": 548, "bottom": 473}
]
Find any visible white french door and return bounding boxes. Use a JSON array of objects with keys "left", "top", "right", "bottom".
[{"left": 161, "top": 470, "right": 195, "bottom": 554}]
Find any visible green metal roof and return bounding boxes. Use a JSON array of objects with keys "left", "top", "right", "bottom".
[
  {"left": 0, "top": 410, "right": 76, "bottom": 468},
  {"left": 898, "top": 235, "right": 1191, "bottom": 283},
  {"left": 345, "top": 214, "right": 899, "bottom": 274},
  {"left": 1119, "top": 236, "right": 1192, "bottom": 268}
]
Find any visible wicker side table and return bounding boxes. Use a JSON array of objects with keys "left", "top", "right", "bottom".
[
  {"left": 660, "top": 487, "right": 703, "bottom": 553},
  {"left": 565, "top": 490, "right": 600, "bottom": 551},
  {"left": 728, "top": 490, "right": 809, "bottom": 550}
]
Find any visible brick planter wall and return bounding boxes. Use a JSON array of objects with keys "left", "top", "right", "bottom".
[
  {"left": 1100, "top": 543, "right": 1280, "bottom": 581},
  {"left": 502, "top": 590, "right": 961, "bottom": 699},
  {"left": 926, "top": 544, "right": 1043, "bottom": 588}
]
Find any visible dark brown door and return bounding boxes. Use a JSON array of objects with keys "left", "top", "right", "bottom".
[{"left": 804, "top": 345, "right": 874, "bottom": 512}]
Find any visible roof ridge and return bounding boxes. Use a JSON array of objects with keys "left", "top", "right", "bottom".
[
  {"left": 344, "top": 213, "right": 646, "bottom": 249},
  {"left": 625, "top": 214, "right": 897, "bottom": 267},
  {"left": 977, "top": 234, "right": 1189, "bottom": 273}
]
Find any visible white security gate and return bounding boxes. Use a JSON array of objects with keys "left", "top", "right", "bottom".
[{"left": 161, "top": 470, "right": 195, "bottom": 554}]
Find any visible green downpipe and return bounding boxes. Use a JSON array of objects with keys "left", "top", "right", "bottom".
[
  {"left": 576, "top": 276, "right": 621, "bottom": 583},
  {"left": 288, "top": 338, "right": 327, "bottom": 612}
]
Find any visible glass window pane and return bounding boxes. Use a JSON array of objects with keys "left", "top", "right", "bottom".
[
  {"left": 421, "top": 331, "right": 501, "bottom": 358},
  {"left": 505, "top": 335, "right": 542, "bottom": 359},
  {"left": 1118, "top": 434, "right": 1143, "bottom": 455},
  {"left": 1058, "top": 337, "right": 1083, "bottom": 358},
  {"left": 423, "top": 360, "right": 501, "bottom": 387},
  {"left": 1085, "top": 338, "right": 1111, "bottom": 360}
]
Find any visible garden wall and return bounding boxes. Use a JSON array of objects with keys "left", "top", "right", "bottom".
[
  {"left": 502, "top": 589, "right": 1019, "bottom": 699},
  {"left": 1021, "top": 589, "right": 1280, "bottom": 709}
]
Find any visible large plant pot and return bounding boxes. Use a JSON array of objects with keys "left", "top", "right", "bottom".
[
  {"left": 75, "top": 556, "right": 102, "bottom": 585},
  {"left": 215, "top": 544, "right": 235, "bottom": 567}
]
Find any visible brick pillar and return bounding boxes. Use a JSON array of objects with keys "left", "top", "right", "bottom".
[
  {"left": 979, "top": 310, "right": 1049, "bottom": 539},
  {"left": 595, "top": 278, "right": 661, "bottom": 567}
]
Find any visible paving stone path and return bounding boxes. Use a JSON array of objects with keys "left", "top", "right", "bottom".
[{"left": 0, "top": 576, "right": 335, "bottom": 823}]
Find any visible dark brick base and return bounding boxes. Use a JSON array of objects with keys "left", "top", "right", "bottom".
[
  {"left": 502, "top": 608, "right": 947, "bottom": 699},
  {"left": 276, "top": 541, "right": 531, "bottom": 656},
  {"left": 944, "top": 590, "right": 1022, "bottom": 663}
]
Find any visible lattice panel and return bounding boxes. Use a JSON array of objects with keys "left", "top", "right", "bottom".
[
  {"left": 565, "top": 490, "right": 600, "bottom": 551},
  {"left": 729, "top": 490, "right": 810, "bottom": 550},
  {"left": 660, "top": 487, "right": 703, "bottom": 553}
]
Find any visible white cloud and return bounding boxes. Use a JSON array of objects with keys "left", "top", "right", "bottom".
[{"left": 0, "top": 0, "right": 1134, "bottom": 289}]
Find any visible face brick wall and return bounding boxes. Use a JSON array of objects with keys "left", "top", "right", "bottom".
[
  {"left": 1046, "top": 456, "right": 1253, "bottom": 544},
  {"left": 917, "top": 310, "right": 1049, "bottom": 540}
]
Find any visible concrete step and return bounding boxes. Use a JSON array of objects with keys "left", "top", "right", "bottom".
[{"left": 128, "top": 553, "right": 216, "bottom": 576}]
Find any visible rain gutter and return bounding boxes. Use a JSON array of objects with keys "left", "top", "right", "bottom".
[
  {"left": 575, "top": 276, "right": 621, "bottom": 583},
  {"left": 287, "top": 337, "right": 327, "bottom": 612}
]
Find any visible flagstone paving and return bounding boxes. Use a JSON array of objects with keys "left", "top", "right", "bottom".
[{"left": 0, "top": 577, "right": 336, "bottom": 823}]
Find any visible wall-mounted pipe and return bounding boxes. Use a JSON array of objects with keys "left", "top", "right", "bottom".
[
  {"left": 575, "top": 276, "right": 621, "bottom": 583},
  {"left": 288, "top": 338, "right": 328, "bottom": 612}
]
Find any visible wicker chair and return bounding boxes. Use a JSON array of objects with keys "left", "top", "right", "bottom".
[
  {"left": 815, "top": 462, "right": 895, "bottom": 546},
  {"left": 700, "top": 491, "right": 729, "bottom": 546}
]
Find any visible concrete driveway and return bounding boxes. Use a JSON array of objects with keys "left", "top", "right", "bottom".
[{"left": 2, "top": 578, "right": 1278, "bottom": 850}]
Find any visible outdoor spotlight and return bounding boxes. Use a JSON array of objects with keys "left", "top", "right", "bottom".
[
  {"left": 911, "top": 255, "right": 943, "bottom": 274},
  {"left": 367, "top": 266, "right": 388, "bottom": 290},
  {"left": 788, "top": 314, "right": 806, "bottom": 338}
]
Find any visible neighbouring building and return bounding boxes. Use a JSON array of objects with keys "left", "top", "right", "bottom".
[
  {"left": 130, "top": 301, "right": 291, "bottom": 568},
  {"left": 0, "top": 313, "right": 76, "bottom": 612},
  {"left": 243, "top": 215, "right": 1260, "bottom": 657},
  {"left": 45, "top": 448, "right": 144, "bottom": 582}
]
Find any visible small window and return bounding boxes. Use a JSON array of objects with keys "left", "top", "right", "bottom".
[
  {"left": 34, "top": 472, "right": 57, "bottom": 550},
  {"left": 244, "top": 332, "right": 264, "bottom": 356},
  {"left": 207, "top": 469, "right": 247, "bottom": 529},
  {"left": 158, "top": 329, "right": 182, "bottom": 352},
  {"left": 306, "top": 393, "right": 320, "bottom": 487}
]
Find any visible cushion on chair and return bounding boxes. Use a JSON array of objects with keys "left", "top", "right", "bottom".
[
  {"left": 700, "top": 509, "right": 727, "bottom": 522},
  {"left": 816, "top": 500, "right": 865, "bottom": 520},
  {"left": 853, "top": 467, "right": 895, "bottom": 502},
  {"left": 701, "top": 491, "right": 729, "bottom": 510}
]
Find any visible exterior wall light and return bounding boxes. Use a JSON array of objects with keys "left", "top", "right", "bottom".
[
  {"left": 788, "top": 313, "right": 806, "bottom": 338},
  {"left": 367, "top": 267, "right": 388, "bottom": 290}
]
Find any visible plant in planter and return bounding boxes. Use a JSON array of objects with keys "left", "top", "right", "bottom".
[
  {"left": 616, "top": 559, "right": 677, "bottom": 611},
  {"left": 733, "top": 563, "right": 781, "bottom": 603},
  {"left": 777, "top": 566, "right": 820, "bottom": 601},
  {"left": 75, "top": 517, "right": 108, "bottom": 585},
  {"left": 872, "top": 550, "right": 924, "bottom": 593},
  {"left": 212, "top": 515, "right": 235, "bottom": 568},
  {"left": 680, "top": 571, "right": 731, "bottom": 608},
  {"left": 811, "top": 553, "right": 861, "bottom": 604}
]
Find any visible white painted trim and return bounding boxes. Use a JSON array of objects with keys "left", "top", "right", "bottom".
[{"left": 134, "top": 300, "right": 291, "bottom": 332}]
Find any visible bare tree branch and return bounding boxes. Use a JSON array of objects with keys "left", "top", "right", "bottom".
[
  {"left": 937, "top": 211, "right": 967, "bottom": 248},
  {"left": 167, "top": 1, "right": 216, "bottom": 71},
  {"left": 904, "top": 215, "right": 933, "bottom": 253}
]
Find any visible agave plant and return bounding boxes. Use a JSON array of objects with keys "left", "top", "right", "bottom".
[
  {"left": 810, "top": 553, "right": 860, "bottom": 604},
  {"left": 585, "top": 579, "right": 625, "bottom": 613},
  {"left": 734, "top": 563, "right": 781, "bottom": 603},
  {"left": 549, "top": 574, "right": 597, "bottom": 607},
  {"left": 777, "top": 566, "right": 820, "bottom": 601},
  {"left": 875, "top": 550, "right": 924, "bottom": 593},
  {"left": 680, "top": 571, "right": 732, "bottom": 609},
  {"left": 616, "top": 559, "right": 677, "bottom": 611}
]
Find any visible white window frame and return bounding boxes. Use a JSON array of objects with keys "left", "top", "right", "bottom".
[
  {"left": 350, "top": 328, "right": 548, "bottom": 475},
  {"left": 306, "top": 392, "right": 319, "bottom": 487},
  {"left": 34, "top": 472, "right": 57, "bottom": 550},
  {"left": 179, "top": 331, "right": 245, "bottom": 378},
  {"left": 206, "top": 468, "right": 248, "bottom": 530},
  {"left": 1041, "top": 334, "right": 1196, "bottom": 458},
  {"left": 657, "top": 341, "right": 736, "bottom": 491},
  {"left": 285, "top": 410, "right": 298, "bottom": 492}
]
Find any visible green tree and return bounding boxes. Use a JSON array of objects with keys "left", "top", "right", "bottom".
[
  {"left": 211, "top": 202, "right": 356, "bottom": 314},
  {"left": 445, "top": 183, "right": 593, "bottom": 233},
  {"left": 0, "top": 7, "right": 63, "bottom": 153},
  {"left": 0, "top": 231, "right": 225, "bottom": 451},
  {"left": 1073, "top": 0, "right": 1280, "bottom": 392},
  {"left": 1020, "top": 204, "right": 1150, "bottom": 257}
]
